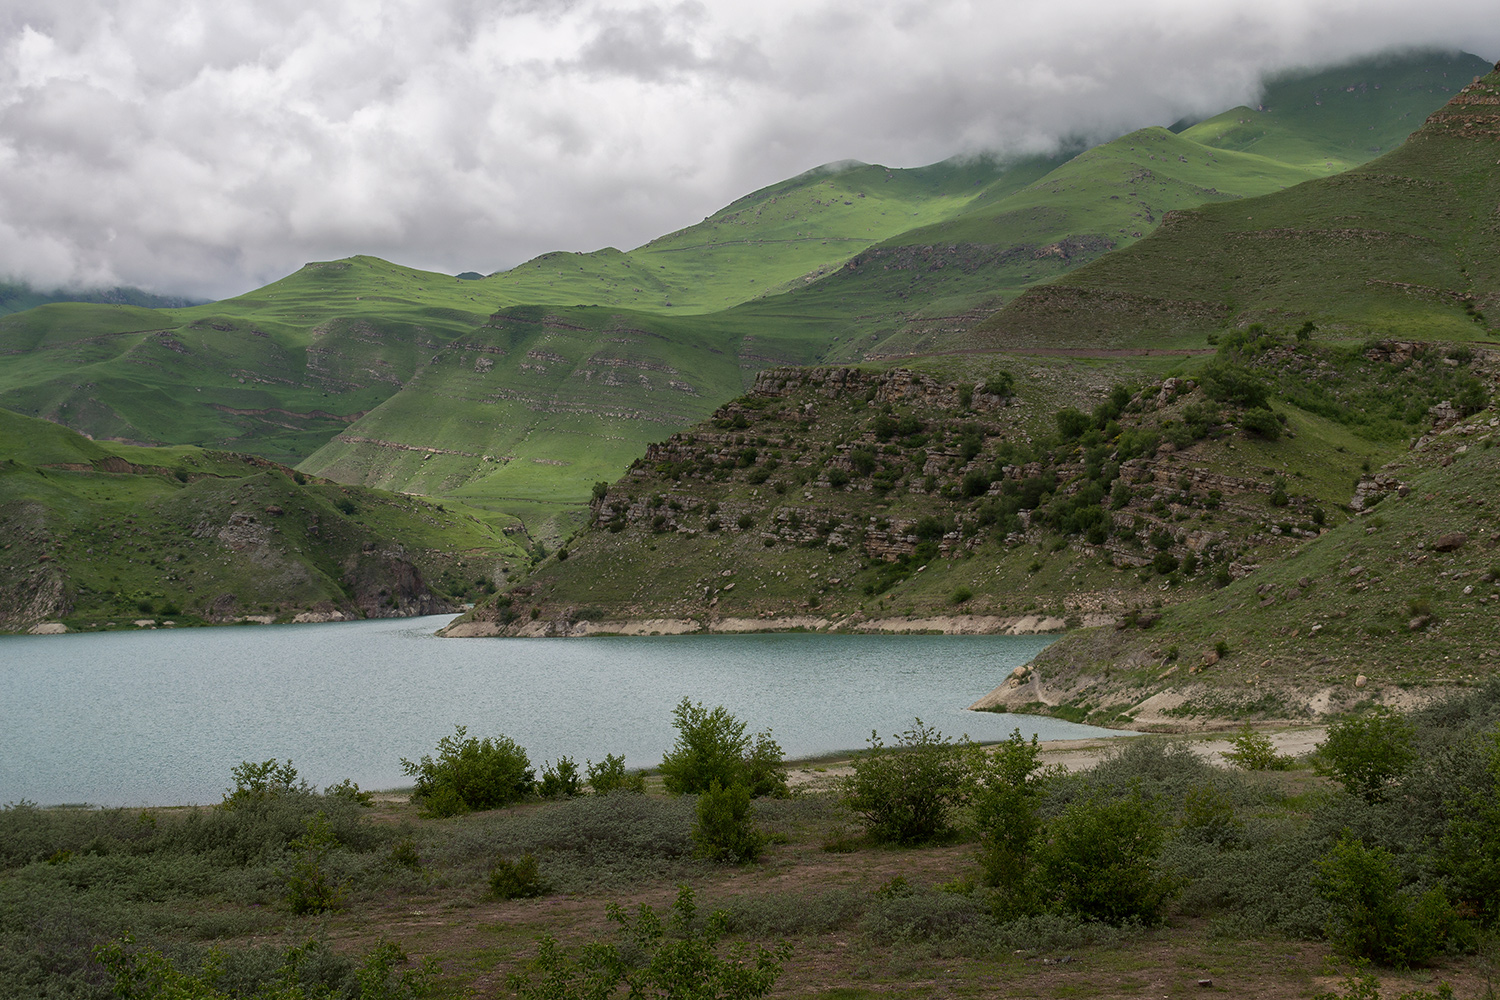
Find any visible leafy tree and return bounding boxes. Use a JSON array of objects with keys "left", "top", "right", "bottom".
[
  {"left": 1223, "top": 725, "right": 1294, "bottom": 771},
  {"left": 974, "top": 729, "right": 1051, "bottom": 914},
  {"left": 540, "top": 757, "right": 583, "bottom": 798},
  {"left": 400, "top": 725, "right": 535, "bottom": 817},
  {"left": 1030, "top": 793, "right": 1175, "bottom": 925},
  {"left": 1314, "top": 711, "right": 1417, "bottom": 802},
  {"left": 845, "top": 719, "right": 975, "bottom": 845},
  {"left": 659, "top": 699, "right": 786, "bottom": 797},
  {"left": 1316, "top": 836, "right": 1455, "bottom": 966},
  {"left": 283, "top": 812, "right": 346, "bottom": 915},
  {"left": 1201, "top": 360, "right": 1271, "bottom": 409},
  {"left": 585, "top": 753, "right": 646, "bottom": 795},
  {"left": 223, "top": 759, "right": 306, "bottom": 809},
  {"left": 693, "top": 781, "right": 766, "bottom": 863}
]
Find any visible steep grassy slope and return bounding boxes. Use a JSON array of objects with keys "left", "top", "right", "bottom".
[
  {"left": 298, "top": 303, "right": 836, "bottom": 542},
  {"left": 812, "top": 50, "right": 1494, "bottom": 359},
  {"left": 1010, "top": 400, "right": 1500, "bottom": 725},
  {"left": 0, "top": 408, "right": 527, "bottom": 632},
  {"left": 966, "top": 60, "right": 1500, "bottom": 352},
  {"left": 448, "top": 333, "right": 1492, "bottom": 637}
]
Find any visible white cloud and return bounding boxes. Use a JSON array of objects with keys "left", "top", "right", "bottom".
[{"left": 0, "top": 0, "right": 1494, "bottom": 300}]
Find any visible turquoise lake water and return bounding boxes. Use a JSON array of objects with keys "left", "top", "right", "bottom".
[{"left": 0, "top": 615, "right": 1127, "bottom": 806}]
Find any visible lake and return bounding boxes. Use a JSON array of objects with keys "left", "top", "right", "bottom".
[{"left": 0, "top": 615, "right": 1127, "bottom": 806}]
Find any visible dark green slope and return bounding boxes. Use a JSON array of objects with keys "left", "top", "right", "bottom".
[
  {"left": 965, "top": 60, "right": 1500, "bottom": 351},
  {"left": 0, "top": 408, "right": 527, "bottom": 632}
]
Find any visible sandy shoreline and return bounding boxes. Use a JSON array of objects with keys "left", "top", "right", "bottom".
[{"left": 438, "top": 612, "right": 1086, "bottom": 638}]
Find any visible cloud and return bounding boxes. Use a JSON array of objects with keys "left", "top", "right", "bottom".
[{"left": 0, "top": 0, "right": 1494, "bottom": 300}]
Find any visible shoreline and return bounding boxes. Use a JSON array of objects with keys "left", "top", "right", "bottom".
[{"left": 437, "top": 611, "right": 1089, "bottom": 638}]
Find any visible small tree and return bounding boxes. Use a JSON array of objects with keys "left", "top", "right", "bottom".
[
  {"left": 1030, "top": 793, "right": 1175, "bottom": 925},
  {"left": 586, "top": 753, "right": 646, "bottom": 795},
  {"left": 693, "top": 782, "right": 766, "bottom": 863},
  {"left": 1223, "top": 724, "right": 1294, "bottom": 771},
  {"left": 1314, "top": 710, "right": 1417, "bottom": 802},
  {"left": 973, "top": 729, "right": 1051, "bottom": 911},
  {"left": 845, "top": 719, "right": 974, "bottom": 845},
  {"left": 1316, "top": 836, "right": 1455, "bottom": 966},
  {"left": 540, "top": 756, "right": 583, "bottom": 798},
  {"left": 401, "top": 725, "right": 535, "bottom": 817},
  {"left": 659, "top": 699, "right": 786, "bottom": 798},
  {"left": 283, "top": 811, "right": 347, "bottom": 914},
  {"left": 223, "top": 759, "right": 305, "bottom": 809}
]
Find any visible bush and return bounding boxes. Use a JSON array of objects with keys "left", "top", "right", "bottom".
[
  {"left": 540, "top": 757, "right": 583, "bottom": 798},
  {"left": 1030, "top": 793, "right": 1174, "bottom": 925},
  {"left": 586, "top": 753, "right": 647, "bottom": 795},
  {"left": 845, "top": 720, "right": 974, "bottom": 845},
  {"left": 283, "top": 811, "right": 347, "bottom": 915},
  {"left": 974, "top": 730, "right": 1050, "bottom": 914},
  {"left": 1316, "top": 836, "right": 1455, "bottom": 966},
  {"left": 1240, "top": 407, "right": 1282, "bottom": 439},
  {"left": 693, "top": 782, "right": 766, "bottom": 863},
  {"left": 1223, "top": 725, "right": 1295, "bottom": 771},
  {"left": 223, "top": 759, "right": 307, "bottom": 808},
  {"left": 490, "top": 852, "right": 550, "bottom": 899},
  {"left": 509, "top": 887, "right": 787, "bottom": 1000},
  {"left": 1314, "top": 711, "right": 1417, "bottom": 802},
  {"left": 659, "top": 699, "right": 787, "bottom": 798},
  {"left": 401, "top": 725, "right": 535, "bottom": 817}
]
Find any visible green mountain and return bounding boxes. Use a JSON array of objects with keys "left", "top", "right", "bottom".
[
  {"left": 443, "top": 62, "right": 1500, "bottom": 725},
  {"left": 0, "top": 280, "right": 203, "bottom": 316},
  {"left": 0, "top": 408, "right": 527, "bottom": 632},
  {"left": 0, "top": 49, "right": 1487, "bottom": 596},
  {"left": 964, "top": 56, "right": 1500, "bottom": 351}
]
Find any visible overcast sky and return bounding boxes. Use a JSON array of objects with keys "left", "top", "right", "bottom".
[{"left": 0, "top": 0, "right": 1495, "bottom": 302}]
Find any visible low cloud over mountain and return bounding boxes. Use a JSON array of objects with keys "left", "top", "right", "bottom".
[{"left": 0, "top": 0, "right": 1494, "bottom": 300}]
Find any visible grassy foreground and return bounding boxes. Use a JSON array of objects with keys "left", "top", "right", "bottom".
[{"left": 5, "top": 686, "right": 1500, "bottom": 1000}]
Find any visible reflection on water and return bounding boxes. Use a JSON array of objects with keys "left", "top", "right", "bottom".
[{"left": 0, "top": 616, "right": 1127, "bottom": 806}]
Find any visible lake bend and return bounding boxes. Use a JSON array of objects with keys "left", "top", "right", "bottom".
[{"left": 0, "top": 615, "right": 1132, "bottom": 807}]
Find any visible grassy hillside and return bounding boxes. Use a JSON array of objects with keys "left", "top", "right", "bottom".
[
  {"left": 965, "top": 59, "right": 1500, "bottom": 352},
  {"left": 0, "top": 408, "right": 527, "bottom": 632},
  {"left": 449, "top": 331, "right": 1492, "bottom": 646},
  {"left": 1014, "top": 396, "right": 1500, "bottom": 725},
  {"left": 0, "top": 51, "right": 1483, "bottom": 546}
]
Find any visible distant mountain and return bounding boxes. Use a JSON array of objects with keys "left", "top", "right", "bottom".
[
  {"left": 0, "top": 49, "right": 1485, "bottom": 546},
  {"left": 962, "top": 55, "right": 1500, "bottom": 351},
  {"left": 0, "top": 280, "right": 205, "bottom": 316}
]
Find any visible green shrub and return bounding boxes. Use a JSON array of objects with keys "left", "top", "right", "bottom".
[
  {"left": 1314, "top": 711, "right": 1417, "bottom": 802},
  {"left": 283, "top": 812, "right": 347, "bottom": 915},
  {"left": 659, "top": 699, "right": 787, "bottom": 798},
  {"left": 845, "top": 719, "right": 974, "bottom": 845},
  {"left": 1240, "top": 407, "right": 1283, "bottom": 439},
  {"left": 401, "top": 725, "right": 535, "bottom": 817},
  {"left": 509, "top": 887, "right": 787, "bottom": 1000},
  {"left": 540, "top": 757, "right": 583, "bottom": 798},
  {"left": 223, "top": 759, "right": 306, "bottom": 808},
  {"left": 950, "top": 586, "right": 974, "bottom": 605},
  {"left": 1223, "top": 725, "right": 1295, "bottom": 771},
  {"left": 1316, "top": 836, "right": 1455, "bottom": 966},
  {"left": 693, "top": 782, "right": 766, "bottom": 863},
  {"left": 1031, "top": 793, "right": 1174, "bottom": 925},
  {"left": 974, "top": 730, "right": 1050, "bottom": 914},
  {"left": 586, "top": 753, "right": 647, "bottom": 795},
  {"left": 490, "top": 852, "right": 550, "bottom": 899}
]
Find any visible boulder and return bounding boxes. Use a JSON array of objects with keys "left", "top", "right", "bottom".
[{"left": 1433, "top": 533, "right": 1467, "bottom": 553}]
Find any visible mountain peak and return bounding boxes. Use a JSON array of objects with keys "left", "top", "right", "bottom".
[{"left": 1418, "top": 63, "right": 1500, "bottom": 137}]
